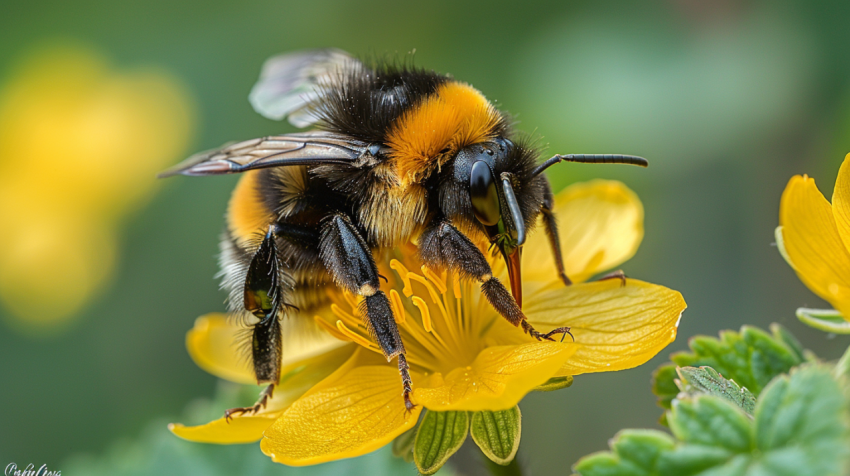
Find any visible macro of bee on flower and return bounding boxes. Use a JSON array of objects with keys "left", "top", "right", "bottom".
[
  {"left": 170, "top": 178, "right": 686, "bottom": 469},
  {"left": 777, "top": 154, "right": 850, "bottom": 333},
  {"left": 159, "top": 49, "right": 687, "bottom": 473}
]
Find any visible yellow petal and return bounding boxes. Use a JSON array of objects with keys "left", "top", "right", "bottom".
[
  {"left": 186, "top": 313, "right": 254, "bottom": 384},
  {"left": 834, "top": 154, "right": 850, "bottom": 253},
  {"left": 186, "top": 312, "right": 347, "bottom": 384},
  {"left": 780, "top": 175, "right": 850, "bottom": 317},
  {"left": 414, "top": 342, "right": 577, "bottom": 411},
  {"left": 524, "top": 279, "right": 685, "bottom": 375},
  {"left": 260, "top": 349, "right": 422, "bottom": 466},
  {"left": 523, "top": 180, "right": 643, "bottom": 284},
  {"left": 170, "top": 344, "right": 354, "bottom": 444},
  {"left": 169, "top": 414, "right": 278, "bottom": 444}
]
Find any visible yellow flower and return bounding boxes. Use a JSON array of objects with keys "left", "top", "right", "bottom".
[
  {"left": 778, "top": 154, "right": 850, "bottom": 332},
  {"left": 170, "top": 180, "right": 686, "bottom": 465},
  {"left": 0, "top": 44, "right": 194, "bottom": 331}
]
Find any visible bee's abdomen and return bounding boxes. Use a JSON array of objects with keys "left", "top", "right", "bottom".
[{"left": 227, "top": 170, "right": 276, "bottom": 245}]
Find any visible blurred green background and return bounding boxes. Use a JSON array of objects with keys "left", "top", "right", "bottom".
[{"left": 2, "top": 0, "right": 850, "bottom": 474}]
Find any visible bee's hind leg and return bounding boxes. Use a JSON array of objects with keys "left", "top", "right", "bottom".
[
  {"left": 319, "top": 213, "right": 415, "bottom": 411},
  {"left": 224, "top": 310, "right": 283, "bottom": 422},
  {"left": 225, "top": 383, "right": 276, "bottom": 422},
  {"left": 225, "top": 226, "right": 287, "bottom": 422}
]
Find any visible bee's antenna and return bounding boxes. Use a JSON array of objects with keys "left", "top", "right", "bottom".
[
  {"left": 500, "top": 174, "right": 526, "bottom": 246},
  {"left": 532, "top": 154, "right": 649, "bottom": 176}
]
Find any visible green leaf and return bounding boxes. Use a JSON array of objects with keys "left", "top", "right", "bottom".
[
  {"left": 753, "top": 366, "right": 848, "bottom": 474},
  {"left": 796, "top": 308, "right": 850, "bottom": 334},
  {"left": 534, "top": 375, "right": 574, "bottom": 392},
  {"left": 574, "top": 365, "right": 850, "bottom": 476},
  {"left": 652, "top": 324, "right": 806, "bottom": 411},
  {"left": 769, "top": 323, "right": 806, "bottom": 363},
  {"left": 667, "top": 395, "right": 752, "bottom": 453},
  {"left": 470, "top": 407, "right": 522, "bottom": 465},
  {"left": 573, "top": 430, "right": 675, "bottom": 476},
  {"left": 413, "top": 410, "right": 469, "bottom": 475},
  {"left": 652, "top": 364, "right": 680, "bottom": 411},
  {"left": 676, "top": 366, "right": 756, "bottom": 415}
]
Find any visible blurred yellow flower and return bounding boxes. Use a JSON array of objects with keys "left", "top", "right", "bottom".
[
  {"left": 778, "top": 154, "right": 850, "bottom": 332},
  {"left": 0, "top": 44, "right": 194, "bottom": 330},
  {"left": 170, "top": 180, "right": 686, "bottom": 466}
]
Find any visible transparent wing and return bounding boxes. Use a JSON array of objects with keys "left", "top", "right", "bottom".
[
  {"left": 248, "top": 49, "right": 359, "bottom": 127},
  {"left": 158, "top": 131, "right": 380, "bottom": 177}
]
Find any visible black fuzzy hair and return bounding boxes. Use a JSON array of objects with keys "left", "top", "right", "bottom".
[
  {"left": 313, "top": 58, "right": 449, "bottom": 143},
  {"left": 493, "top": 134, "right": 547, "bottom": 230}
]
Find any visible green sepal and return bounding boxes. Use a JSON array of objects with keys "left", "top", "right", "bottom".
[
  {"left": 391, "top": 422, "right": 419, "bottom": 463},
  {"left": 574, "top": 365, "right": 850, "bottom": 476},
  {"left": 775, "top": 225, "right": 793, "bottom": 267},
  {"left": 470, "top": 406, "right": 522, "bottom": 465},
  {"left": 533, "top": 375, "right": 573, "bottom": 392},
  {"left": 652, "top": 324, "right": 806, "bottom": 413},
  {"left": 413, "top": 410, "right": 469, "bottom": 475},
  {"left": 676, "top": 366, "right": 756, "bottom": 415},
  {"left": 796, "top": 308, "right": 850, "bottom": 334}
]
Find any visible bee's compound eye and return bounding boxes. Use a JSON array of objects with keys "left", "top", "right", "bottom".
[{"left": 469, "top": 161, "right": 501, "bottom": 226}]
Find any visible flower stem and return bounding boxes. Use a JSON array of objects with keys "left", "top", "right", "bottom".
[{"left": 485, "top": 457, "right": 523, "bottom": 476}]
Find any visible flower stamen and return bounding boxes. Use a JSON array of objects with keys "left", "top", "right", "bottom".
[
  {"left": 341, "top": 290, "right": 359, "bottom": 310},
  {"left": 330, "top": 303, "right": 357, "bottom": 323},
  {"left": 408, "top": 273, "right": 443, "bottom": 307},
  {"left": 389, "top": 289, "right": 407, "bottom": 324},
  {"left": 314, "top": 315, "right": 349, "bottom": 341},
  {"left": 390, "top": 260, "right": 414, "bottom": 296},
  {"left": 412, "top": 296, "right": 433, "bottom": 332},
  {"left": 336, "top": 320, "right": 381, "bottom": 352},
  {"left": 421, "top": 266, "right": 447, "bottom": 294}
]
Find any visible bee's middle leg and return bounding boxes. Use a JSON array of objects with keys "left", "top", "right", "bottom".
[
  {"left": 419, "top": 219, "right": 572, "bottom": 342},
  {"left": 318, "top": 213, "right": 414, "bottom": 411}
]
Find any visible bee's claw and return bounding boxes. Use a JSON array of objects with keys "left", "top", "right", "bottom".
[
  {"left": 521, "top": 321, "right": 574, "bottom": 342},
  {"left": 403, "top": 393, "right": 418, "bottom": 414},
  {"left": 224, "top": 384, "right": 274, "bottom": 423},
  {"left": 224, "top": 405, "right": 258, "bottom": 422},
  {"left": 598, "top": 270, "right": 627, "bottom": 287}
]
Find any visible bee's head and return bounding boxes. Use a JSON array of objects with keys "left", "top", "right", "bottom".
[{"left": 440, "top": 137, "right": 546, "bottom": 305}]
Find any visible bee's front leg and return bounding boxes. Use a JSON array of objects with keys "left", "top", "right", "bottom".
[
  {"left": 419, "top": 219, "right": 572, "bottom": 342},
  {"left": 318, "top": 213, "right": 415, "bottom": 411}
]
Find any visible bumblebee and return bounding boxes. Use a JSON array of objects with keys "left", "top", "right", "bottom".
[{"left": 161, "top": 49, "right": 647, "bottom": 415}]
